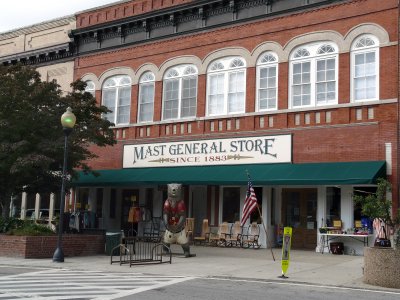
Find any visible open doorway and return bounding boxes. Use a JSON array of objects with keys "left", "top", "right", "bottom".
[{"left": 191, "top": 186, "right": 207, "bottom": 235}]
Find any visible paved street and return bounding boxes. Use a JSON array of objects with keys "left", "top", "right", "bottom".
[
  {"left": 0, "top": 268, "right": 193, "bottom": 300},
  {"left": 0, "top": 247, "right": 399, "bottom": 299},
  {"left": 126, "top": 277, "right": 400, "bottom": 300},
  {"left": 1, "top": 267, "right": 400, "bottom": 300},
  {"left": 0, "top": 266, "right": 41, "bottom": 277}
]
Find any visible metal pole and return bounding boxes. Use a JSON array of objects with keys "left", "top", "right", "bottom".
[
  {"left": 53, "top": 128, "right": 71, "bottom": 262},
  {"left": 256, "top": 203, "right": 275, "bottom": 261}
]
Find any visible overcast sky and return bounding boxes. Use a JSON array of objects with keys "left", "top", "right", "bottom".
[{"left": 0, "top": 0, "right": 121, "bottom": 33}]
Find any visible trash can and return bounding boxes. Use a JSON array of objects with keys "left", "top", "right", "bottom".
[
  {"left": 105, "top": 232, "right": 121, "bottom": 255},
  {"left": 330, "top": 242, "right": 344, "bottom": 255}
]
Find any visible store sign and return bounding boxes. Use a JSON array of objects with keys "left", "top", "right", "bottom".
[{"left": 123, "top": 134, "right": 292, "bottom": 168}]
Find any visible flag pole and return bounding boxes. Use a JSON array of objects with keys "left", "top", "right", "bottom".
[
  {"left": 245, "top": 170, "right": 275, "bottom": 261},
  {"left": 256, "top": 203, "right": 275, "bottom": 261}
]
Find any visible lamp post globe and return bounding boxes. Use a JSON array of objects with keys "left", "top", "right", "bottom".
[
  {"left": 61, "top": 107, "right": 77, "bottom": 131},
  {"left": 53, "top": 107, "right": 76, "bottom": 262}
]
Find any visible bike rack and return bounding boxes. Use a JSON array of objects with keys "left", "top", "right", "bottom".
[{"left": 110, "top": 236, "right": 172, "bottom": 266}]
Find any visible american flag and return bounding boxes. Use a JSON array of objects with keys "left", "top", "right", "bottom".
[{"left": 240, "top": 178, "right": 258, "bottom": 226}]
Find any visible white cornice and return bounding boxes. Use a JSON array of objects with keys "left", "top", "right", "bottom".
[{"left": 0, "top": 15, "right": 75, "bottom": 40}]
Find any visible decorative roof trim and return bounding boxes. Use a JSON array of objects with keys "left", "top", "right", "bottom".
[
  {"left": 0, "top": 43, "right": 73, "bottom": 66},
  {"left": 75, "top": 0, "right": 130, "bottom": 15},
  {"left": 0, "top": 15, "right": 75, "bottom": 40}
]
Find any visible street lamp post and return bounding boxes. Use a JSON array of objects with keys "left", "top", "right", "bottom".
[{"left": 53, "top": 107, "right": 76, "bottom": 263}]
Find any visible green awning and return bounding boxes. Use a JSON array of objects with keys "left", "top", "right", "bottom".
[{"left": 72, "top": 161, "right": 385, "bottom": 187}]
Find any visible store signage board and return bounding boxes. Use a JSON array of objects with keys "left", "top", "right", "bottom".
[{"left": 123, "top": 134, "right": 292, "bottom": 168}]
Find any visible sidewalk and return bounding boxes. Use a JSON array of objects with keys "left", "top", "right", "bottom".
[{"left": 0, "top": 245, "right": 396, "bottom": 292}]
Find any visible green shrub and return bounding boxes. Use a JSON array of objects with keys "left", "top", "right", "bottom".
[
  {"left": 0, "top": 217, "right": 54, "bottom": 236},
  {"left": 0, "top": 217, "right": 24, "bottom": 233},
  {"left": 9, "top": 221, "right": 54, "bottom": 236},
  {"left": 353, "top": 178, "right": 400, "bottom": 247}
]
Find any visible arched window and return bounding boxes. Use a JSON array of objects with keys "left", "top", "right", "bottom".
[
  {"left": 257, "top": 52, "right": 278, "bottom": 111},
  {"left": 351, "top": 35, "right": 379, "bottom": 101},
  {"left": 289, "top": 42, "right": 338, "bottom": 108},
  {"left": 207, "top": 56, "right": 246, "bottom": 116},
  {"left": 162, "top": 65, "right": 198, "bottom": 120},
  {"left": 102, "top": 75, "right": 131, "bottom": 125},
  {"left": 138, "top": 72, "right": 155, "bottom": 123},
  {"left": 84, "top": 81, "right": 95, "bottom": 97}
]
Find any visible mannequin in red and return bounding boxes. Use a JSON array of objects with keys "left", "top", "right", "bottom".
[{"left": 163, "top": 183, "right": 191, "bottom": 257}]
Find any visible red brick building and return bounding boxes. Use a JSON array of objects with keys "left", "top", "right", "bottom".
[{"left": 70, "top": 0, "right": 399, "bottom": 252}]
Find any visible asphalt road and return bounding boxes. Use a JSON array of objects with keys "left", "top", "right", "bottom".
[
  {"left": 121, "top": 277, "right": 400, "bottom": 300},
  {"left": 0, "top": 266, "right": 399, "bottom": 300},
  {"left": 0, "top": 266, "right": 40, "bottom": 276}
]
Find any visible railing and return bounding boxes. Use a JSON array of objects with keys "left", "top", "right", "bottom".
[{"left": 110, "top": 236, "right": 171, "bottom": 266}]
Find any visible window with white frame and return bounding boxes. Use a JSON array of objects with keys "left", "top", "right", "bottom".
[
  {"left": 138, "top": 72, "right": 155, "bottom": 123},
  {"left": 290, "top": 42, "right": 338, "bottom": 108},
  {"left": 162, "top": 65, "right": 197, "bottom": 120},
  {"left": 257, "top": 52, "right": 278, "bottom": 111},
  {"left": 84, "top": 80, "right": 95, "bottom": 97},
  {"left": 102, "top": 75, "right": 131, "bottom": 125},
  {"left": 207, "top": 57, "right": 246, "bottom": 116},
  {"left": 351, "top": 35, "right": 379, "bottom": 101}
]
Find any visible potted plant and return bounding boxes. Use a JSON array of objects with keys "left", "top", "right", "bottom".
[{"left": 353, "top": 178, "right": 400, "bottom": 288}]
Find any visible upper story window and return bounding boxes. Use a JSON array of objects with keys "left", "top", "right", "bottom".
[
  {"left": 84, "top": 81, "right": 95, "bottom": 97},
  {"left": 162, "top": 65, "right": 198, "bottom": 120},
  {"left": 289, "top": 42, "right": 338, "bottom": 108},
  {"left": 138, "top": 72, "right": 155, "bottom": 123},
  {"left": 257, "top": 52, "right": 278, "bottom": 111},
  {"left": 102, "top": 75, "right": 131, "bottom": 125},
  {"left": 351, "top": 35, "right": 379, "bottom": 102},
  {"left": 207, "top": 57, "right": 246, "bottom": 116}
]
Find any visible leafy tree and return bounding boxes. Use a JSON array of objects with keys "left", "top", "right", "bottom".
[
  {"left": 0, "top": 64, "right": 116, "bottom": 218},
  {"left": 353, "top": 178, "right": 400, "bottom": 247}
]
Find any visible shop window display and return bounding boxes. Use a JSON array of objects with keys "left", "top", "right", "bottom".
[
  {"left": 223, "top": 187, "right": 240, "bottom": 223},
  {"left": 326, "top": 187, "right": 341, "bottom": 227}
]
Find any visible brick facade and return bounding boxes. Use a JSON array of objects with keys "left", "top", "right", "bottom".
[
  {"left": 73, "top": 0, "right": 399, "bottom": 220},
  {"left": 0, "top": 16, "right": 76, "bottom": 92},
  {"left": 0, "top": 234, "right": 105, "bottom": 258}
]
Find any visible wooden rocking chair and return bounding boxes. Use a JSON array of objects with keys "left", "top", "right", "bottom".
[
  {"left": 185, "top": 217, "right": 195, "bottom": 244},
  {"left": 225, "top": 221, "right": 243, "bottom": 247},
  {"left": 208, "top": 222, "right": 230, "bottom": 247},
  {"left": 193, "top": 219, "right": 210, "bottom": 245},
  {"left": 241, "top": 222, "right": 261, "bottom": 249}
]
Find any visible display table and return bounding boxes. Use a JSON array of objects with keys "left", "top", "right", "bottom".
[{"left": 319, "top": 233, "right": 373, "bottom": 254}]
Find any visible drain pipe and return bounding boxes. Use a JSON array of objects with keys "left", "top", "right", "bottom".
[{"left": 397, "top": 0, "right": 400, "bottom": 215}]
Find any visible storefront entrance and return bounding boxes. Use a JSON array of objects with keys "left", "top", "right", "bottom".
[
  {"left": 282, "top": 188, "right": 317, "bottom": 250},
  {"left": 191, "top": 186, "right": 207, "bottom": 235},
  {"left": 121, "top": 189, "right": 139, "bottom": 235}
]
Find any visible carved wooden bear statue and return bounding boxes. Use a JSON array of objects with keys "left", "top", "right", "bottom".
[{"left": 162, "top": 183, "right": 191, "bottom": 257}]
